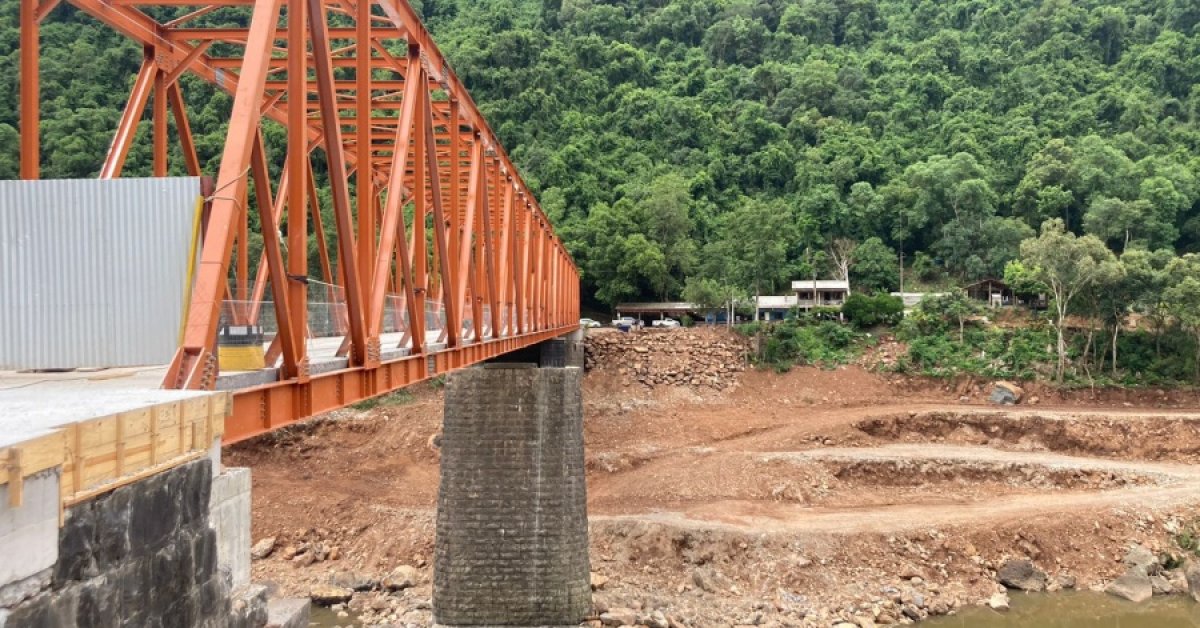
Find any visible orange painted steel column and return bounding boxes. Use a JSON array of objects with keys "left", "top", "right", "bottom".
[
  {"left": 100, "top": 56, "right": 155, "bottom": 179},
  {"left": 167, "top": 0, "right": 281, "bottom": 389},
  {"left": 309, "top": 0, "right": 368, "bottom": 366},
  {"left": 168, "top": 83, "right": 201, "bottom": 176},
  {"left": 287, "top": 0, "right": 309, "bottom": 373},
  {"left": 19, "top": 0, "right": 39, "bottom": 179},
  {"left": 355, "top": 0, "right": 375, "bottom": 327},
  {"left": 423, "top": 83, "right": 459, "bottom": 348},
  {"left": 153, "top": 62, "right": 168, "bottom": 177}
]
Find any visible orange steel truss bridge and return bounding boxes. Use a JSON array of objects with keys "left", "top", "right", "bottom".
[{"left": 17, "top": 0, "right": 581, "bottom": 443}]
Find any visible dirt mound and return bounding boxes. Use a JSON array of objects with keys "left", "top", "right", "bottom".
[
  {"left": 854, "top": 410, "right": 1200, "bottom": 463},
  {"left": 584, "top": 327, "right": 750, "bottom": 389}
]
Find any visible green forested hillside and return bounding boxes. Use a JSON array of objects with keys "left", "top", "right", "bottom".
[{"left": 2, "top": 0, "right": 1199, "bottom": 308}]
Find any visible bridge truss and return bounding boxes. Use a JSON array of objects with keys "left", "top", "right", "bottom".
[{"left": 18, "top": 0, "right": 580, "bottom": 442}]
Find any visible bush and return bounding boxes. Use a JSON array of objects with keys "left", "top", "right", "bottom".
[
  {"left": 755, "top": 320, "right": 867, "bottom": 372},
  {"left": 842, "top": 294, "right": 904, "bottom": 328}
]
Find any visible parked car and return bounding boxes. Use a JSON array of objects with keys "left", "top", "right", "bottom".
[
  {"left": 579, "top": 318, "right": 602, "bottom": 328},
  {"left": 651, "top": 317, "right": 681, "bottom": 328},
  {"left": 611, "top": 316, "right": 636, "bottom": 330}
]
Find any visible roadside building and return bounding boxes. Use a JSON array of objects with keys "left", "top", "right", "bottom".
[
  {"left": 791, "top": 279, "right": 851, "bottom": 309},
  {"left": 755, "top": 295, "right": 798, "bottom": 321},
  {"left": 966, "top": 278, "right": 1013, "bottom": 308}
]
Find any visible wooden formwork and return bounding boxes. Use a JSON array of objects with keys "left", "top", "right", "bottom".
[{"left": 0, "top": 393, "right": 229, "bottom": 519}]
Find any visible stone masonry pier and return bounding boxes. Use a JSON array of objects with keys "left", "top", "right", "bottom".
[{"left": 433, "top": 362, "right": 591, "bottom": 626}]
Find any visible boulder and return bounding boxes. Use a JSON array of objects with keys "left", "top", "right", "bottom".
[
  {"left": 329, "top": 570, "right": 378, "bottom": 592},
  {"left": 382, "top": 565, "right": 419, "bottom": 591},
  {"left": 308, "top": 585, "right": 353, "bottom": 606},
  {"left": 590, "top": 572, "right": 610, "bottom": 591},
  {"left": 1106, "top": 568, "right": 1153, "bottom": 603},
  {"left": 1185, "top": 562, "right": 1200, "bottom": 602},
  {"left": 987, "top": 592, "right": 1010, "bottom": 612},
  {"left": 600, "top": 607, "right": 638, "bottom": 627},
  {"left": 1123, "top": 545, "right": 1161, "bottom": 575},
  {"left": 692, "top": 567, "right": 730, "bottom": 594},
  {"left": 251, "top": 536, "right": 277, "bottom": 560},
  {"left": 997, "top": 559, "right": 1047, "bottom": 592},
  {"left": 989, "top": 382, "right": 1024, "bottom": 405},
  {"left": 1151, "top": 575, "right": 1174, "bottom": 595}
]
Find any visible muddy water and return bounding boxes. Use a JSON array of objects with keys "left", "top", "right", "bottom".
[
  {"left": 926, "top": 592, "right": 1200, "bottom": 627},
  {"left": 307, "top": 592, "right": 1200, "bottom": 627}
]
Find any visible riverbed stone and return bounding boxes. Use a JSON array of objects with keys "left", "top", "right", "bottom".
[
  {"left": 1123, "top": 545, "right": 1160, "bottom": 575},
  {"left": 1106, "top": 568, "right": 1153, "bottom": 603},
  {"left": 1186, "top": 562, "right": 1200, "bottom": 602},
  {"left": 997, "top": 559, "right": 1047, "bottom": 592}
]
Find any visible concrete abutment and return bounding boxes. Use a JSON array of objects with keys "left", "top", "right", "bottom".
[{"left": 434, "top": 362, "right": 591, "bottom": 626}]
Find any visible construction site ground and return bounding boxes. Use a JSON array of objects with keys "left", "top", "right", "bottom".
[{"left": 227, "top": 335, "right": 1200, "bottom": 627}]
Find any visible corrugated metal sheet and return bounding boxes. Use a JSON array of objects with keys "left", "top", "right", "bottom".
[{"left": 0, "top": 178, "right": 200, "bottom": 369}]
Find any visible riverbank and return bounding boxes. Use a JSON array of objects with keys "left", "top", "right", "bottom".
[{"left": 227, "top": 361, "right": 1200, "bottom": 626}]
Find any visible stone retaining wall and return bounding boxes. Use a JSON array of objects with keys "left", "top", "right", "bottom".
[{"left": 0, "top": 458, "right": 265, "bottom": 628}]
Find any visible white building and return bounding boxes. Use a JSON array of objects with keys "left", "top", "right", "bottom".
[{"left": 791, "top": 279, "right": 851, "bottom": 308}]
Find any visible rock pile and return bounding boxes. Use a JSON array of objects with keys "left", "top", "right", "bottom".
[{"left": 584, "top": 329, "right": 751, "bottom": 389}]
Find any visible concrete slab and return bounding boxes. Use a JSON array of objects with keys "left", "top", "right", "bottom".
[
  {"left": 0, "top": 382, "right": 211, "bottom": 449},
  {"left": 266, "top": 598, "right": 311, "bottom": 628},
  {"left": 210, "top": 467, "right": 252, "bottom": 589},
  {"left": 0, "top": 470, "right": 59, "bottom": 594}
]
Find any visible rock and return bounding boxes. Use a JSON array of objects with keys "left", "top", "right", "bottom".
[
  {"left": 646, "top": 610, "right": 670, "bottom": 628},
  {"left": 308, "top": 585, "right": 353, "bottom": 606},
  {"left": 251, "top": 536, "right": 277, "bottom": 560},
  {"left": 329, "top": 571, "right": 378, "bottom": 592},
  {"left": 854, "top": 616, "right": 877, "bottom": 628},
  {"left": 834, "top": 623, "right": 857, "bottom": 628},
  {"left": 292, "top": 552, "right": 316, "bottom": 568},
  {"left": 1123, "top": 545, "right": 1161, "bottom": 575},
  {"left": 987, "top": 592, "right": 1010, "bottom": 612},
  {"left": 590, "top": 572, "right": 610, "bottom": 591},
  {"left": 1056, "top": 574, "right": 1077, "bottom": 590},
  {"left": 383, "top": 565, "right": 419, "bottom": 591},
  {"left": 692, "top": 567, "right": 730, "bottom": 594},
  {"left": 1106, "top": 568, "right": 1153, "bottom": 603},
  {"left": 1150, "top": 575, "right": 1174, "bottom": 595},
  {"left": 600, "top": 607, "right": 638, "bottom": 627},
  {"left": 1187, "top": 562, "right": 1200, "bottom": 602},
  {"left": 989, "top": 382, "right": 1024, "bottom": 405},
  {"left": 997, "top": 559, "right": 1047, "bottom": 592}
]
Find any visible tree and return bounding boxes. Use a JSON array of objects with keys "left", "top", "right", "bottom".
[
  {"left": 1164, "top": 255, "right": 1200, "bottom": 383},
  {"left": 1020, "top": 219, "right": 1121, "bottom": 382},
  {"left": 826, "top": 238, "right": 858, "bottom": 292},
  {"left": 851, "top": 237, "right": 898, "bottom": 293},
  {"left": 714, "top": 198, "right": 798, "bottom": 301},
  {"left": 919, "top": 291, "right": 979, "bottom": 342}
]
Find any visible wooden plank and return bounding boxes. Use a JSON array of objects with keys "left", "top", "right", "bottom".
[{"left": 6, "top": 448, "right": 23, "bottom": 507}]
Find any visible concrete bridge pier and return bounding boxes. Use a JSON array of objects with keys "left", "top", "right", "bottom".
[{"left": 433, "top": 352, "right": 590, "bottom": 626}]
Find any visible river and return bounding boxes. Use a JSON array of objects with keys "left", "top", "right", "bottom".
[
  {"left": 308, "top": 592, "right": 1200, "bottom": 627},
  {"left": 926, "top": 592, "right": 1200, "bottom": 627}
]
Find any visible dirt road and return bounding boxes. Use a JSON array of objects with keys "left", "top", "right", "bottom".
[{"left": 227, "top": 364, "right": 1200, "bottom": 626}]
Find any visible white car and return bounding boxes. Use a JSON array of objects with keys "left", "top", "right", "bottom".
[
  {"left": 651, "top": 317, "right": 681, "bottom": 328},
  {"left": 579, "top": 318, "right": 602, "bottom": 328},
  {"left": 612, "top": 316, "right": 636, "bottom": 329}
]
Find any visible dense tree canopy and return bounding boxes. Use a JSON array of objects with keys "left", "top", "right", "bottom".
[{"left": 2, "top": 0, "right": 1199, "bottom": 308}]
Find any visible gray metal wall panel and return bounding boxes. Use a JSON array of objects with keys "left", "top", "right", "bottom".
[{"left": 0, "top": 178, "right": 200, "bottom": 369}]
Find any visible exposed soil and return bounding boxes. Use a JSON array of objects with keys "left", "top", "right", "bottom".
[{"left": 226, "top": 355, "right": 1200, "bottom": 627}]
